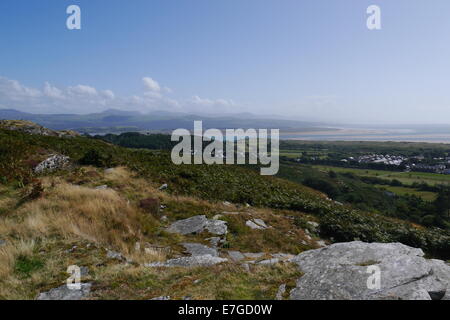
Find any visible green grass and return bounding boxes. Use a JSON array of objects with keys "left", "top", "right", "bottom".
[
  {"left": 374, "top": 185, "right": 437, "bottom": 201},
  {"left": 313, "top": 165, "right": 450, "bottom": 186},
  {"left": 14, "top": 255, "right": 44, "bottom": 278}
]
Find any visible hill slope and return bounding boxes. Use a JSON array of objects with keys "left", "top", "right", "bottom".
[{"left": 0, "top": 122, "right": 449, "bottom": 299}]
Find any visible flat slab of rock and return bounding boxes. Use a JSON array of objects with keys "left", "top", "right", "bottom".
[
  {"left": 290, "top": 241, "right": 450, "bottom": 300},
  {"left": 182, "top": 243, "right": 218, "bottom": 257},
  {"left": 243, "top": 252, "right": 264, "bottom": 259},
  {"left": 167, "top": 215, "right": 208, "bottom": 235},
  {"left": 37, "top": 283, "right": 91, "bottom": 300},
  {"left": 228, "top": 251, "right": 245, "bottom": 262},
  {"left": 246, "top": 219, "right": 268, "bottom": 230},
  {"left": 146, "top": 255, "right": 227, "bottom": 268},
  {"left": 167, "top": 215, "right": 227, "bottom": 235}
]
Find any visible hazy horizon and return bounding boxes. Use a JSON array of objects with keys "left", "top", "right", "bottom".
[{"left": 2, "top": 1, "right": 450, "bottom": 125}]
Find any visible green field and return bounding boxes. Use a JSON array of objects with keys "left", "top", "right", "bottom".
[
  {"left": 374, "top": 185, "right": 437, "bottom": 201},
  {"left": 313, "top": 165, "right": 450, "bottom": 186}
]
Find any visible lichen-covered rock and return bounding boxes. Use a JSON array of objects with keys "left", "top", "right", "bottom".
[
  {"left": 34, "top": 154, "right": 70, "bottom": 173},
  {"left": 290, "top": 241, "right": 450, "bottom": 300},
  {"left": 37, "top": 283, "right": 91, "bottom": 300}
]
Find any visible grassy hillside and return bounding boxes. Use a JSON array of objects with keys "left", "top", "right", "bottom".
[{"left": 1, "top": 128, "right": 449, "bottom": 259}]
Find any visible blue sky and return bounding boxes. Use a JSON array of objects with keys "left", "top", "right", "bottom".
[{"left": 1, "top": 0, "right": 450, "bottom": 124}]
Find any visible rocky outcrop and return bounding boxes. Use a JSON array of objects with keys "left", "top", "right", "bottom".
[
  {"left": 34, "top": 154, "right": 70, "bottom": 173},
  {"left": 145, "top": 255, "right": 227, "bottom": 268},
  {"left": 37, "top": 283, "right": 92, "bottom": 300},
  {"left": 246, "top": 219, "right": 268, "bottom": 230},
  {"left": 167, "top": 215, "right": 227, "bottom": 236},
  {"left": 290, "top": 241, "right": 450, "bottom": 300},
  {"left": 182, "top": 243, "right": 218, "bottom": 257},
  {"left": 0, "top": 120, "right": 79, "bottom": 138}
]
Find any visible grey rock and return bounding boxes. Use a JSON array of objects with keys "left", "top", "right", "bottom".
[
  {"left": 276, "top": 284, "right": 286, "bottom": 300},
  {"left": 34, "top": 154, "right": 70, "bottom": 174},
  {"left": 205, "top": 219, "right": 228, "bottom": 235},
  {"left": 253, "top": 219, "right": 268, "bottom": 228},
  {"left": 167, "top": 215, "right": 227, "bottom": 236},
  {"left": 223, "top": 201, "right": 232, "bottom": 206},
  {"left": 243, "top": 252, "right": 264, "bottom": 259},
  {"left": 182, "top": 243, "right": 218, "bottom": 257},
  {"left": 159, "top": 184, "right": 168, "bottom": 190},
  {"left": 258, "top": 258, "right": 279, "bottom": 265},
  {"left": 246, "top": 220, "right": 265, "bottom": 230},
  {"left": 272, "top": 253, "right": 295, "bottom": 261},
  {"left": 290, "top": 241, "right": 450, "bottom": 300},
  {"left": 228, "top": 251, "right": 245, "bottom": 262},
  {"left": 106, "top": 249, "right": 124, "bottom": 261},
  {"left": 95, "top": 185, "right": 108, "bottom": 190},
  {"left": 145, "top": 255, "right": 227, "bottom": 268},
  {"left": 242, "top": 263, "right": 251, "bottom": 272},
  {"left": 104, "top": 168, "right": 115, "bottom": 174},
  {"left": 167, "top": 215, "right": 208, "bottom": 235},
  {"left": 37, "top": 283, "right": 91, "bottom": 300}
]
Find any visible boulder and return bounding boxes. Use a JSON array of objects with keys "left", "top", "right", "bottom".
[
  {"left": 167, "top": 215, "right": 227, "bottom": 235},
  {"left": 159, "top": 184, "right": 168, "bottom": 191},
  {"left": 37, "top": 283, "right": 91, "bottom": 300},
  {"left": 182, "top": 243, "right": 218, "bottom": 257},
  {"left": 34, "top": 155, "right": 70, "bottom": 174},
  {"left": 290, "top": 241, "right": 450, "bottom": 300},
  {"left": 167, "top": 215, "right": 208, "bottom": 235}
]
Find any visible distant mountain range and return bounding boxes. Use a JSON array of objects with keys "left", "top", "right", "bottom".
[{"left": 0, "top": 108, "right": 327, "bottom": 134}]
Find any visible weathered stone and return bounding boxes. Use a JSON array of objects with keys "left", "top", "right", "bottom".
[
  {"left": 243, "top": 252, "right": 264, "bottom": 259},
  {"left": 37, "top": 283, "right": 91, "bottom": 300},
  {"left": 246, "top": 220, "right": 265, "bottom": 230},
  {"left": 228, "top": 251, "right": 245, "bottom": 262},
  {"left": 205, "top": 219, "right": 227, "bottom": 235},
  {"left": 145, "top": 255, "right": 227, "bottom": 268},
  {"left": 253, "top": 219, "right": 268, "bottom": 228},
  {"left": 167, "top": 215, "right": 208, "bottom": 235},
  {"left": 106, "top": 249, "right": 124, "bottom": 261},
  {"left": 95, "top": 185, "right": 108, "bottom": 190},
  {"left": 167, "top": 215, "right": 227, "bottom": 235},
  {"left": 272, "top": 253, "right": 295, "bottom": 261},
  {"left": 289, "top": 241, "right": 450, "bottom": 300},
  {"left": 258, "top": 258, "right": 279, "bottom": 265},
  {"left": 34, "top": 154, "right": 70, "bottom": 174},
  {"left": 182, "top": 243, "right": 218, "bottom": 257},
  {"left": 159, "top": 184, "right": 168, "bottom": 190}
]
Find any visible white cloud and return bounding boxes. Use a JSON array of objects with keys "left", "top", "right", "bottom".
[
  {"left": 142, "top": 77, "right": 161, "bottom": 92},
  {"left": 0, "top": 75, "right": 239, "bottom": 115}
]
